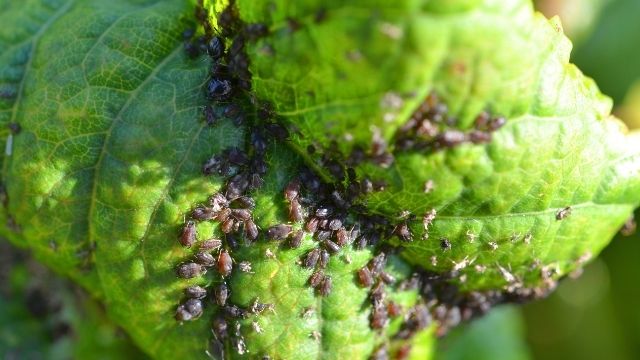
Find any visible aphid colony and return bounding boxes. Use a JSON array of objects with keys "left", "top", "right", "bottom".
[{"left": 394, "top": 92, "right": 506, "bottom": 153}]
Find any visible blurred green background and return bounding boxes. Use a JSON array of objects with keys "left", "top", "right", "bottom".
[{"left": 2, "top": 0, "right": 639, "bottom": 359}]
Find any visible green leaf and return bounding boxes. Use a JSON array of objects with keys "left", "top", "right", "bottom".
[
  {"left": 1, "top": 0, "right": 639, "bottom": 359},
  {"left": 232, "top": 0, "right": 640, "bottom": 290}
]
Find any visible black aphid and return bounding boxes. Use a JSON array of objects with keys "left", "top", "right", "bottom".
[
  {"left": 221, "top": 218, "right": 235, "bottom": 233},
  {"left": 195, "top": 251, "right": 216, "bottom": 267},
  {"left": 185, "top": 285, "right": 208, "bottom": 299},
  {"left": 369, "top": 253, "right": 386, "bottom": 275},
  {"left": 266, "top": 224, "right": 292, "bottom": 240},
  {"left": 231, "top": 208, "right": 251, "bottom": 221},
  {"left": 175, "top": 298, "right": 203, "bottom": 321},
  {"left": 206, "top": 79, "right": 232, "bottom": 100},
  {"left": 289, "top": 230, "right": 304, "bottom": 248},
  {"left": 192, "top": 206, "right": 216, "bottom": 221},
  {"left": 304, "top": 249, "right": 321, "bottom": 268},
  {"left": 212, "top": 316, "right": 228, "bottom": 340},
  {"left": 244, "top": 219, "right": 259, "bottom": 240},
  {"left": 177, "top": 262, "right": 205, "bottom": 279},
  {"left": 284, "top": 180, "right": 300, "bottom": 201},
  {"left": 357, "top": 267, "right": 373, "bottom": 287},
  {"left": 556, "top": 206, "right": 572, "bottom": 221},
  {"left": 224, "top": 305, "right": 246, "bottom": 318},
  {"left": 214, "top": 283, "right": 229, "bottom": 306},
  {"left": 202, "top": 105, "right": 218, "bottom": 126},
  {"left": 440, "top": 238, "right": 451, "bottom": 251},
  {"left": 289, "top": 199, "right": 304, "bottom": 222},
  {"left": 318, "top": 250, "right": 330, "bottom": 269},
  {"left": 179, "top": 220, "right": 197, "bottom": 247},
  {"left": 319, "top": 276, "right": 332, "bottom": 296},
  {"left": 230, "top": 196, "right": 255, "bottom": 209},
  {"left": 207, "top": 36, "right": 225, "bottom": 60},
  {"left": 379, "top": 272, "right": 396, "bottom": 285},
  {"left": 324, "top": 240, "right": 341, "bottom": 253},
  {"left": 200, "top": 239, "right": 222, "bottom": 251},
  {"left": 309, "top": 271, "right": 325, "bottom": 287},
  {"left": 395, "top": 222, "right": 413, "bottom": 242},
  {"left": 371, "top": 300, "right": 388, "bottom": 329},
  {"left": 335, "top": 228, "right": 349, "bottom": 246}
]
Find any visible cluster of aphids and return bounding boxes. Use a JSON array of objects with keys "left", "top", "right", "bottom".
[
  {"left": 356, "top": 252, "right": 402, "bottom": 330},
  {"left": 394, "top": 92, "right": 506, "bottom": 152}
]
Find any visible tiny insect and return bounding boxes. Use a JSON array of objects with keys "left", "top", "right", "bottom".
[
  {"left": 185, "top": 285, "right": 208, "bottom": 299},
  {"left": 488, "top": 116, "right": 506, "bottom": 131},
  {"left": 215, "top": 208, "right": 231, "bottom": 223},
  {"left": 335, "top": 228, "right": 350, "bottom": 246},
  {"left": 305, "top": 217, "right": 319, "bottom": 233},
  {"left": 358, "top": 267, "right": 374, "bottom": 287},
  {"left": 206, "top": 78, "right": 232, "bottom": 100},
  {"left": 232, "top": 335, "right": 247, "bottom": 355},
  {"left": 440, "top": 238, "right": 451, "bottom": 251},
  {"left": 319, "top": 275, "right": 332, "bottom": 296},
  {"left": 369, "top": 253, "right": 386, "bottom": 275},
  {"left": 523, "top": 233, "right": 532, "bottom": 244},
  {"left": 318, "top": 250, "right": 330, "bottom": 269},
  {"left": 387, "top": 301, "right": 402, "bottom": 317},
  {"left": 395, "top": 222, "right": 413, "bottom": 242},
  {"left": 301, "top": 307, "right": 315, "bottom": 318},
  {"left": 315, "top": 207, "right": 331, "bottom": 218},
  {"left": 229, "top": 195, "right": 255, "bottom": 209},
  {"left": 423, "top": 179, "right": 435, "bottom": 193},
  {"left": 289, "top": 230, "right": 304, "bottom": 248},
  {"left": 468, "top": 130, "right": 492, "bottom": 144},
  {"left": 230, "top": 208, "right": 251, "bottom": 221},
  {"left": 224, "top": 305, "right": 246, "bottom": 318},
  {"left": 217, "top": 251, "right": 233, "bottom": 277},
  {"left": 310, "top": 330, "right": 322, "bottom": 341},
  {"left": 238, "top": 261, "right": 253, "bottom": 273},
  {"left": 179, "top": 220, "right": 197, "bottom": 247},
  {"left": 487, "top": 241, "right": 498, "bottom": 251},
  {"left": 284, "top": 180, "right": 300, "bottom": 201},
  {"left": 198, "top": 236, "right": 220, "bottom": 252},
  {"left": 202, "top": 105, "right": 218, "bottom": 127},
  {"left": 371, "top": 302, "right": 389, "bottom": 329},
  {"left": 244, "top": 219, "right": 259, "bottom": 241},
  {"left": 194, "top": 251, "right": 216, "bottom": 267},
  {"left": 304, "top": 249, "right": 320, "bottom": 268},
  {"left": 324, "top": 239, "right": 341, "bottom": 253},
  {"left": 266, "top": 224, "right": 292, "bottom": 240},
  {"left": 252, "top": 321, "right": 263, "bottom": 334},
  {"left": 379, "top": 272, "right": 396, "bottom": 284},
  {"left": 177, "top": 262, "right": 205, "bottom": 279},
  {"left": 288, "top": 199, "right": 304, "bottom": 222},
  {"left": 176, "top": 298, "right": 203, "bottom": 321},
  {"left": 221, "top": 218, "right": 235, "bottom": 233},
  {"left": 309, "top": 271, "right": 325, "bottom": 287},
  {"left": 265, "top": 249, "right": 276, "bottom": 259},
  {"left": 214, "top": 282, "right": 230, "bottom": 306},
  {"left": 207, "top": 36, "right": 225, "bottom": 60},
  {"left": 370, "top": 345, "right": 388, "bottom": 360},
  {"left": 212, "top": 316, "right": 228, "bottom": 340},
  {"left": 250, "top": 299, "right": 275, "bottom": 314},
  {"left": 556, "top": 206, "right": 572, "bottom": 220},
  {"left": 315, "top": 230, "right": 331, "bottom": 241}
]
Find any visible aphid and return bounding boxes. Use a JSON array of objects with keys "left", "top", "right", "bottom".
[
  {"left": 309, "top": 271, "right": 325, "bottom": 287},
  {"left": 231, "top": 208, "right": 251, "bottom": 221},
  {"left": 238, "top": 261, "right": 253, "bottom": 273},
  {"left": 227, "top": 174, "right": 249, "bottom": 198},
  {"left": 266, "top": 224, "right": 292, "bottom": 240},
  {"left": 212, "top": 316, "right": 228, "bottom": 340},
  {"left": 318, "top": 250, "right": 330, "bottom": 269},
  {"left": 264, "top": 122, "right": 290, "bottom": 140},
  {"left": 316, "top": 230, "right": 331, "bottom": 241},
  {"left": 523, "top": 233, "right": 533, "bottom": 244},
  {"left": 387, "top": 301, "right": 402, "bottom": 317},
  {"left": 202, "top": 105, "right": 218, "bottom": 127},
  {"left": 182, "top": 298, "right": 204, "bottom": 320},
  {"left": 244, "top": 219, "right": 259, "bottom": 241},
  {"left": 324, "top": 239, "right": 341, "bottom": 253},
  {"left": 488, "top": 116, "right": 506, "bottom": 131},
  {"left": 209, "top": 193, "right": 229, "bottom": 211},
  {"left": 182, "top": 28, "right": 195, "bottom": 40},
  {"left": 396, "top": 345, "right": 412, "bottom": 360},
  {"left": 183, "top": 41, "right": 200, "bottom": 59},
  {"left": 379, "top": 272, "right": 396, "bottom": 284},
  {"left": 214, "top": 283, "right": 229, "bottom": 306},
  {"left": 232, "top": 335, "right": 247, "bottom": 355},
  {"left": 436, "top": 130, "right": 466, "bottom": 148},
  {"left": 468, "top": 130, "right": 492, "bottom": 144},
  {"left": 423, "top": 179, "right": 435, "bottom": 193},
  {"left": 315, "top": 207, "right": 332, "bottom": 218},
  {"left": 207, "top": 36, "right": 225, "bottom": 60},
  {"left": 497, "top": 265, "right": 517, "bottom": 283},
  {"left": 284, "top": 181, "right": 300, "bottom": 201},
  {"left": 319, "top": 276, "right": 332, "bottom": 296},
  {"left": 369, "top": 253, "right": 386, "bottom": 275},
  {"left": 179, "top": 220, "right": 197, "bottom": 247},
  {"left": 185, "top": 285, "right": 208, "bottom": 299},
  {"left": 289, "top": 230, "right": 304, "bottom": 248},
  {"left": 305, "top": 218, "right": 320, "bottom": 233},
  {"left": 248, "top": 173, "right": 264, "bottom": 190},
  {"left": 422, "top": 209, "right": 437, "bottom": 231},
  {"left": 370, "top": 281, "right": 386, "bottom": 302},
  {"left": 556, "top": 206, "right": 572, "bottom": 220},
  {"left": 217, "top": 251, "right": 233, "bottom": 277},
  {"left": 440, "top": 238, "right": 451, "bottom": 251},
  {"left": 301, "top": 307, "right": 315, "bottom": 318},
  {"left": 215, "top": 208, "right": 231, "bottom": 223},
  {"left": 221, "top": 218, "right": 235, "bottom": 233},
  {"left": 358, "top": 267, "right": 374, "bottom": 287},
  {"left": 465, "top": 230, "right": 477, "bottom": 243},
  {"left": 487, "top": 241, "right": 498, "bottom": 251},
  {"left": 328, "top": 218, "right": 343, "bottom": 231},
  {"left": 192, "top": 206, "right": 216, "bottom": 221},
  {"left": 230, "top": 196, "right": 255, "bottom": 209},
  {"left": 200, "top": 239, "right": 222, "bottom": 251},
  {"left": 289, "top": 199, "right": 304, "bottom": 222},
  {"left": 250, "top": 299, "right": 274, "bottom": 314},
  {"left": 195, "top": 251, "right": 216, "bottom": 267},
  {"left": 395, "top": 222, "right": 413, "bottom": 242},
  {"left": 304, "top": 249, "right": 321, "bottom": 268},
  {"left": 224, "top": 305, "right": 246, "bottom": 318},
  {"left": 177, "top": 262, "right": 205, "bottom": 279},
  {"left": 335, "top": 228, "right": 350, "bottom": 246},
  {"left": 371, "top": 301, "right": 389, "bottom": 329},
  {"left": 206, "top": 79, "right": 232, "bottom": 100}
]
